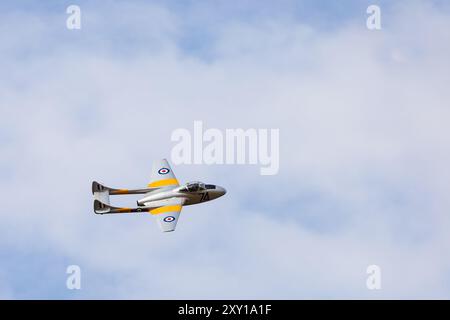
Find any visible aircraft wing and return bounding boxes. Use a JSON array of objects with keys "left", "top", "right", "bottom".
[
  {"left": 148, "top": 197, "right": 185, "bottom": 232},
  {"left": 148, "top": 159, "right": 179, "bottom": 188}
]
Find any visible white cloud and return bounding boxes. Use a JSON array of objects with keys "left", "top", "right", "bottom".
[{"left": 1, "top": 1, "right": 450, "bottom": 298}]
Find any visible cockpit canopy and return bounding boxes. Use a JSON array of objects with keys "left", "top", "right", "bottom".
[{"left": 179, "top": 181, "right": 216, "bottom": 192}]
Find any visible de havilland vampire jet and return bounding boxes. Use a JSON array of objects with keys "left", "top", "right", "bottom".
[{"left": 92, "top": 159, "right": 226, "bottom": 232}]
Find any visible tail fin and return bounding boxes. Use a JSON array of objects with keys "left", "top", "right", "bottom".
[
  {"left": 92, "top": 181, "right": 115, "bottom": 194},
  {"left": 94, "top": 199, "right": 112, "bottom": 214}
]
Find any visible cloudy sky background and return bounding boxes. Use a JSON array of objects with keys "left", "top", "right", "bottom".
[{"left": 1, "top": 0, "right": 450, "bottom": 299}]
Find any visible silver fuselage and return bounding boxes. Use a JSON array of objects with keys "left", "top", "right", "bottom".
[{"left": 137, "top": 183, "right": 226, "bottom": 206}]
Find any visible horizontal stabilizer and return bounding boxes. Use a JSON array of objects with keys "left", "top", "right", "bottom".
[{"left": 93, "top": 189, "right": 110, "bottom": 206}]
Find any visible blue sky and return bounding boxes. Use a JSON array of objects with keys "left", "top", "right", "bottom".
[{"left": 1, "top": 0, "right": 450, "bottom": 299}]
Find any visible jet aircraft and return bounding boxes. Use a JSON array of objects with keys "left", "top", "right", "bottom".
[{"left": 92, "top": 159, "right": 226, "bottom": 232}]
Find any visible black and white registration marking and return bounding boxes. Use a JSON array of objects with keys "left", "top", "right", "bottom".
[
  {"left": 163, "top": 216, "right": 176, "bottom": 222},
  {"left": 158, "top": 168, "right": 170, "bottom": 175}
]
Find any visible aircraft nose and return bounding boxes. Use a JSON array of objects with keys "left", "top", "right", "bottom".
[{"left": 217, "top": 186, "right": 226, "bottom": 196}]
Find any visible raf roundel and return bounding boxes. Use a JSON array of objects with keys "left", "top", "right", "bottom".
[
  {"left": 158, "top": 168, "right": 170, "bottom": 175},
  {"left": 163, "top": 216, "right": 176, "bottom": 223}
]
